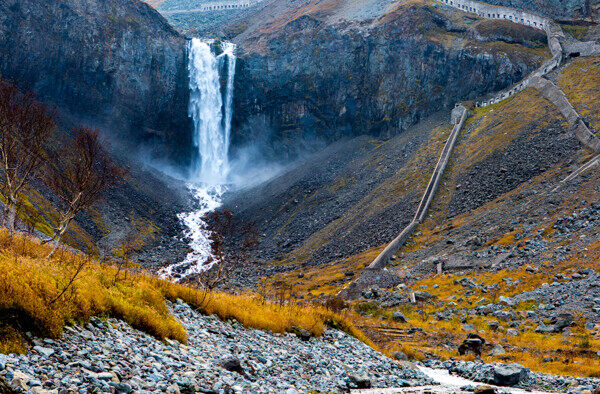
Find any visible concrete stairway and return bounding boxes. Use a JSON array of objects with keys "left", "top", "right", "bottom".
[
  {"left": 368, "top": 106, "right": 468, "bottom": 271},
  {"left": 339, "top": 106, "right": 467, "bottom": 298}
]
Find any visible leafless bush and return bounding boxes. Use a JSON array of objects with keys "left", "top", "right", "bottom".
[
  {"left": 194, "top": 209, "right": 258, "bottom": 290},
  {"left": 0, "top": 80, "right": 56, "bottom": 233},
  {"left": 324, "top": 297, "right": 349, "bottom": 312},
  {"left": 112, "top": 217, "right": 156, "bottom": 285},
  {"left": 43, "top": 127, "right": 123, "bottom": 257}
]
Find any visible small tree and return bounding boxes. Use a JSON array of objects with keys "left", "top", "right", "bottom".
[
  {"left": 195, "top": 209, "right": 258, "bottom": 289},
  {"left": 0, "top": 80, "right": 56, "bottom": 232},
  {"left": 112, "top": 216, "right": 156, "bottom": 284},
  {"left": 43, "top": 127, "right": 122, "bottom": 257}
]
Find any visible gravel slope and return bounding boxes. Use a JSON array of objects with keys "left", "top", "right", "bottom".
[{"left": 0, "top": 301, "right": 432, "bottom": 393}]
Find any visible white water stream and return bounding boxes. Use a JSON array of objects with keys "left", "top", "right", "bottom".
[
  {"left": 416, "top": 367, "right": 553, "bottom": 394},
  {"left": 159, "top": 38, "right": 236, "bottom": 281},
  {"left": 354, "top": 367, "right": 555, "bottom": 393},
  {"left": 188, "top": 38, "right": 236, "bottom": 183}
]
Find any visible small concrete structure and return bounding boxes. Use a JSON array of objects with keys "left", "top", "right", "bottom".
[
  {"left": 438, "top": 0, "right": 548, "bottom": 30},
  {"left": 439, "top": 0, "right": 600, "bottom": 108},
  {"left": 437, "top": 0, "right": 563, "bottom": 108},
  {"left": 436, "top": 260, "right": 444, "bottom": 275},
  {"left": 451, "top": 104, "right": 464, "bottom": 125},
  {"left": 161, "top": 0, "right": 262, "bottom": 14},
  {"left": 531, "top": 76, "right": 600, "bottom": 152}
]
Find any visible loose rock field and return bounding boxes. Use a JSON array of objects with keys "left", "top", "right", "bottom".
[{"left": 0, "top": 301, "right": 431, "bottom": 393}]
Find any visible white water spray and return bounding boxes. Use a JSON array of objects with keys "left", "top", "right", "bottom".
[
  {"left": 188, "top": 39, "right": 236, "bottom": 183},
  {"left": 159, "top": 38, "right": 236, "bottom": 280}
]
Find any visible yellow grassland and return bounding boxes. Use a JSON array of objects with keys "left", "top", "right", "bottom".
[
  {"left": 0, "top": 230, "right": 373, "bottom": 354},
  {"left": 559, "top": 55, "right": 600, "bottom": 134}
]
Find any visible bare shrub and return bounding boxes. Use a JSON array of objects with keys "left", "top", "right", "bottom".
[
  {"left": 0, "top": 80, "right": 56, "bottom": 233},
  {"left": 43, "top": 127, "right": 123, "bottom": 257}
]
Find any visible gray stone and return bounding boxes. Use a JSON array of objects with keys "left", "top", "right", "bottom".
[
  {"left": 493, "top": 364, "right": 529, "bottom": 386},
  {"left": 474, "top": 386, "right": 497, "bottom": 394},
  {"left": 490, "top": 344, "right": 506, "bottom": 356},
  {"left": 33, "top": 346, "right": 55, "bottom": 357},
  {"left": 392, "top": 312, "right": 407, "bottom": 323},
  {"left": 535, "top": 323, "right": 555, "bottom": 334},
  {"left": 96, "top": 372, "right": 114, "bottom": 381},
  {"left": 291, "top": 326, "right": 311, "bottom": 341},
  {"left": 348, "top": 374, "right": 371, "bottom": 389},
  {"left": 392, "top": 351, "right": 408, "bottom": 361},
  {"left": 506, "top": 329, "right": 519, "bottom": 336}
]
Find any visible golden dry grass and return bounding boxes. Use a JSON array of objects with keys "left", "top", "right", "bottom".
[
  {"left": 364, "top": 236, "right": 600, "bottom": 378},
  {"left": 263, "top": 245, "right": 383, "bottom": 298},
  {"left": 559, "top": 55, "right": 600, "bottom": 134},
  {"left": 0, "top": 230, "right": 373, "bottom": 354}
]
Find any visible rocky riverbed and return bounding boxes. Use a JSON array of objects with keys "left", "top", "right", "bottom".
[
  {"left": 422, "top": 359, "right": 600, "bottom": 393},
  {"left": 0, "top": 301, "right": 432, "bottom": 393}
]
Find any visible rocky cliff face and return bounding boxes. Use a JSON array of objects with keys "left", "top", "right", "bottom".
[
  {"left": 229, "top": 1, "right": 549, "bottom": 159},
  {"left": 0, "top": 0, "right": 191, "bottom": 161}
]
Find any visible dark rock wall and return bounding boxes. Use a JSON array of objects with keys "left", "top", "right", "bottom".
[
  {"left": 231, "top": 5, "right": 545, "bottom": 160},
  {"left": 0, "top": 0, "right": 192, "bottom": 162}
]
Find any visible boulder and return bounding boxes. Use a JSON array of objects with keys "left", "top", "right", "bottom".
[
  {"left": 490, "top": 344, "right": 506, "bottom": 357},
  {"left": 552, "top": 313, "right": 574, "bottom": 332},
  {"left": 455, "top": 278, "right": 477, "bottom": 288},
  {"left": 291, "top": 326, "right": 312, "bottom": 341},
  {"left": 535, "top": 313, "right": 574, "bottom": 333},
  {"left": 348, "top": 375, "right": 371, "bottom": 389},
  {"left": 392, "top": 312, "right": 407, "bottom": 323},
  {"left": 492, "top": 364, "right": 529, "bottom": 386},
  {"left": 414, "top": 291, "right": 436, "bottom": 302},
  {"left": 392, "top": 351, "right": 408, "bottom": 361},
  {"left": 221, "top": 358, "right": 245, "bottom": 375},
  {"left": 498, "top": 296, "right": 515, "bottom": 306},
  {"left": 112, "top": 383, "right": 133, "bottom": 394},
  {"left": 32, "top": 346, "right": 54, "bottom": 357},
  {"left": 474, "top": 386, "right": 497, "bottom": 394},
  {"left": 506, "top": 329, "right": 519, "bottom": 336},
  {"left": 465, "top": 235, "right": 483, "bottom": 248},
  {"left": 458, "top": 333, "right": 486, "bottom": 356},
  {"left": 534, "top": 323, "right": 554, "bottom": 333}
]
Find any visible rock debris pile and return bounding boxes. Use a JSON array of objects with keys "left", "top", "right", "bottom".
[{"left": 0, "top": 301, "right": 432, "bottom": 393}]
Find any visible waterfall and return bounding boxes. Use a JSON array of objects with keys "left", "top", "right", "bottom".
[
  {"left": 187, "top": 38, "right": 236, "bottom": 183},
  {"left": 159, "top": 38, "right": 236, "bottom": 281}
]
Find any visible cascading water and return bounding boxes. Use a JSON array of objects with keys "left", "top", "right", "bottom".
[
  {"left": 188, "top": 39, "right": 236, "bottom": 183},
  {"left": 159, "top": 38, "right": 236, "bottom": 281}
]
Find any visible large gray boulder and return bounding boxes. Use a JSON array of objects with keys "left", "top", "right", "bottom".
[
  {"left": 392, "top": 311, "right": 407, "bottom": 323},
  {"left": 492, "top": 364, "right": 529, "bottom": 386}
]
